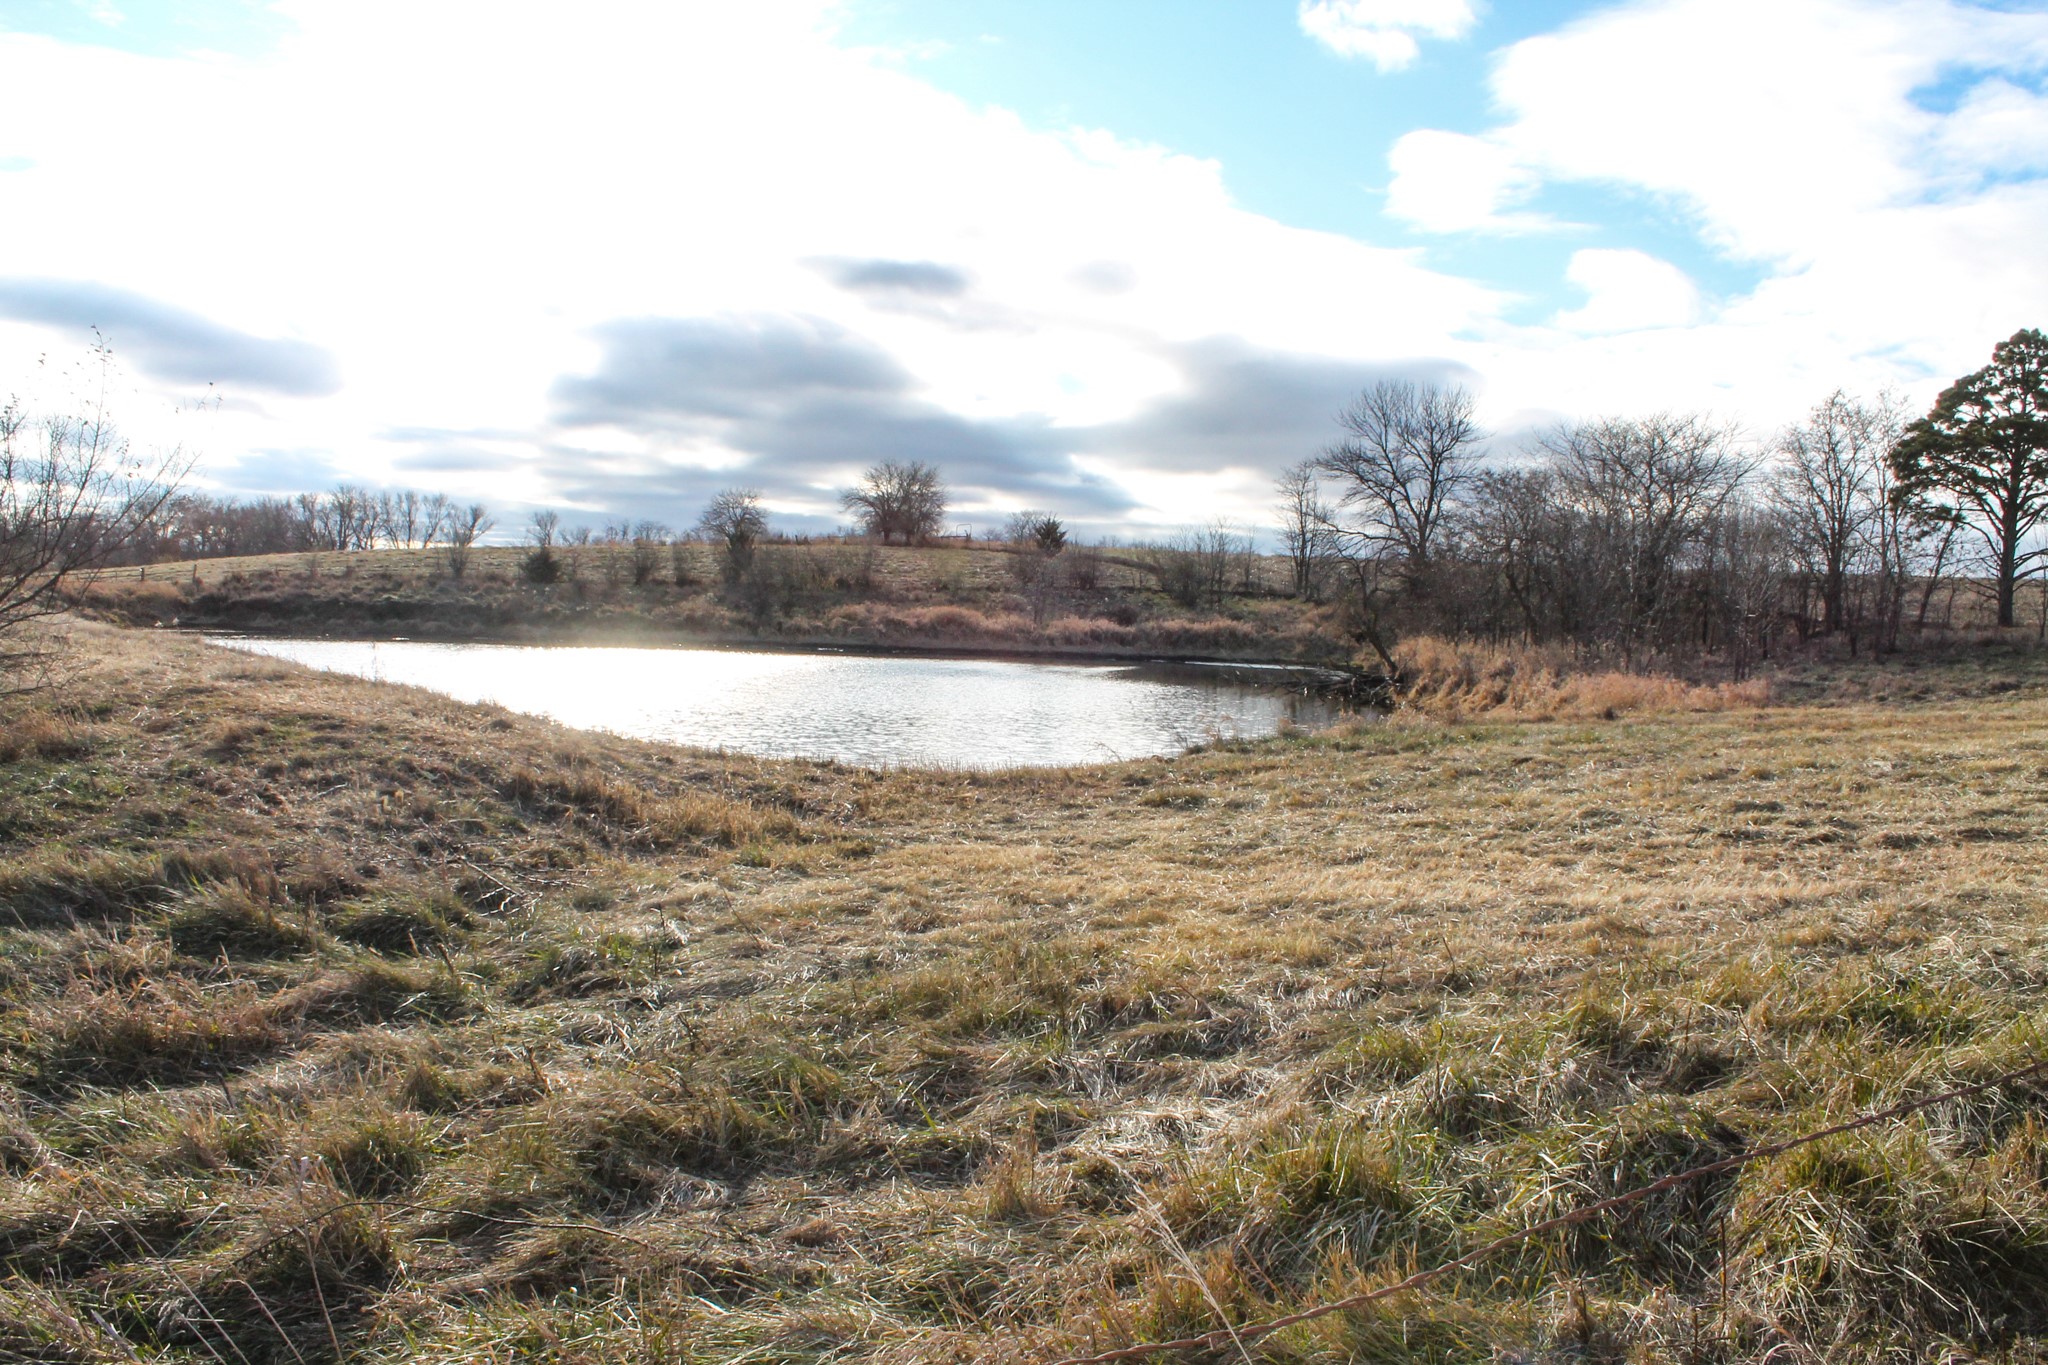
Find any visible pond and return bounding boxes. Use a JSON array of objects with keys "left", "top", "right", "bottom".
[{"left": 207, "top": 637, "right": 1354, "bottom": 769}]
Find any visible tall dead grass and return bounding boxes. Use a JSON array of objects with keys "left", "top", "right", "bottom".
[{"left": 1391, "top": 635, "right": 1772, "bottom": 721}]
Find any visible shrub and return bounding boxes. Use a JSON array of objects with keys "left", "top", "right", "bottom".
[{"left": 520, "top": 546, "right": 562, "bottom": 585}]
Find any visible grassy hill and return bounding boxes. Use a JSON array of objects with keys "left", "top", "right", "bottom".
[
  {"left": 72, "top": 542, "right": 1354, "bottom": 665},
  {"left": 1, "top": 622, "right": 2045, "bottom": 1361}
]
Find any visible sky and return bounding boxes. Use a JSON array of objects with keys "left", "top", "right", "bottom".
[{"left": 1, "top": 0, "right": 2046, "bottom": 541}]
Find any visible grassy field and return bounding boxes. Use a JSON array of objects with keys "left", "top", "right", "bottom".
[
  {"left": 72, "top": 543, "right": 1350, "bottom": 665},
  {"left": 2, "top": 622, "right": 2046, "bottom": 1362}
]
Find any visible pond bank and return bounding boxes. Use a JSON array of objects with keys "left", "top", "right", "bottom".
[{"left": 72, "top": 542, "right": 1360, "bottom": 671}]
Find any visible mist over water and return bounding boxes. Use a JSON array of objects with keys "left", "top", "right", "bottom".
[{"left": 209, "top": 638, "right": 1349, "bottom": 768}]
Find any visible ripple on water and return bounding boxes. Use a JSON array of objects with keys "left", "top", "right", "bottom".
[{"left": 205, "top": 638, "right": 1353, "bottom": 769}]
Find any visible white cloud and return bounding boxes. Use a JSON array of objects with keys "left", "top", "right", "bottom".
[
  {"left": 1465, "top": 0, "right": 2048, "bottom": 262},
  {"left": 1384, "top": 129, "right": 1545, "bottom": 232},
  {"left": 4, "top": 0, "right": 2045, "bottom": 534},
  {"left": 1297, "top": 0, "right": 1479, "bottom": 72},
  {"left": 1389, "top": 0, "right": 2048, "bottom": 425},
  {"left": 0, "top": 1, "right": 1506, "bottom": 532},
  {"left": 1935, "top": 77, "right": 2048, "bottom": 175},
  {"left": 1553, "top": 249, "right": 1700, "bottom": 333}
]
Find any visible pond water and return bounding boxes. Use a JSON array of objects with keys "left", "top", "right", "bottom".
[{"left": 207, "top": 637, "right": 1353, "bottom": 768}]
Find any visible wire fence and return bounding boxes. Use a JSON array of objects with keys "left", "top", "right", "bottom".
[{"left": 1049, "top": 1054, "right": 2048, "bottom": 1365}]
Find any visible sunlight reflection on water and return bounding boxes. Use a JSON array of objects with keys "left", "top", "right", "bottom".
[{"left": 208, "top": 637, "right": 1350, "bottom": 769}]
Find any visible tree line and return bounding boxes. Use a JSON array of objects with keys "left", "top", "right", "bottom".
[
  {"left": 127, "top": 487, "right": 493, "bottom": 563},
  {"left": 512, "top": 460, "right": 957, "bottom": 587},
  {"left": 1275, "top": 328, "right": 2048, "bottom": 675},
  {"left": 118, "top": 458, "right": 957, "bottom": 567},
  {"left": 6, "top": 331, "right": 2042, "bottom": 687}
]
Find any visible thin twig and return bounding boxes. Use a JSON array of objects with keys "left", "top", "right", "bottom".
[{"left": 300, "top": 1230, "right": 344, "bottom": 1363}]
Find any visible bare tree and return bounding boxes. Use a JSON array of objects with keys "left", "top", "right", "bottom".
[
  {"left": 1772, "top": 391, "right": 1906, "bottom": 637},
  {"left": 521, "top": 510, "right": 562, "bottom": 584},
  {"left": 355, "top": 490, "right": 381, "bottom": 550},
  {"left": 628, "top": 520, "right": 669, "bottom": 586},
  {"left": 370, "top": 490, "right": 397, "bottom": 548},
  {"left": 1465, "top": 465, "right": 1582, "bottom": 644},
  {"left": 1856, "top": 448, "right": 1927, "bottom": 654},
  {"left": 326, "top": 485, "right": 377, "bottom": 551},
  {"left": 1145, "top": 521, "right": 1246, "bottom": 610},
  {"left": 842, "top": 460, "right": 947, "bottom": 544},
  {"left": 1273, "top": 460, "right": 1332, "bottom": 600},
  {"left": 1314, "top": 380, "right": 1482, "bottom": 587},
  {"left": 698, "top": 488, "right": 767, "bottom": 583},
  {"left": 390, "top": 490, "right": 422, "bottom": 548},
  {"left": 1538, "top": 413, "right": 1756, "bottom": 663},
  {"left": 443, "top": 503, "right": 491, "bottom": 579},
  {"left": 1697, "top": 498, "right": 1792, "bottom": 676},
  {"left": 420, "top": 492, "right": 452, "bottom": 548},
  {"left": 296, "top": 492, "right": 330, "bottom": 550},
  {"left": 1, "top": 364, "right": 188, "bottom": 685}
]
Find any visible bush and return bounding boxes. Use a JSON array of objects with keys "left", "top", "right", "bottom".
[{"left": 520, "top": 546, "right": 562, "bottom": 585}]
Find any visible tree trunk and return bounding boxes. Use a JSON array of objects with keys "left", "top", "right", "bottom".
[
  {"left": 1997, "top": 503, "right": 2021, "bottom": 628},
  {"left": 1916, "top": 524, "right": 1957, "bottom": 634},
  {"left": 1823, "top": 563, "right": 1845, "bottom": 635}
]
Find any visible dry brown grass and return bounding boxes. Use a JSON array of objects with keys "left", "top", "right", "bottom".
[
  {"left": 0, "top": 711, "right": 93, "bottom": 763},
  {"left": 1, "top": 620, "right": 2046, "bottom": 1362},
  {"left": 1392, "top": 634, "right": 1775, "bottom": 720}
]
